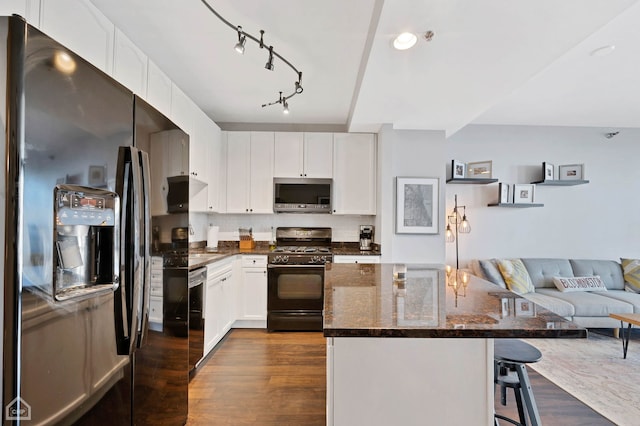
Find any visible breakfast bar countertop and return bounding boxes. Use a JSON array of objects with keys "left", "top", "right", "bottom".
[{"left": 323, "top": 263, "right": 587, "bottom": 339}]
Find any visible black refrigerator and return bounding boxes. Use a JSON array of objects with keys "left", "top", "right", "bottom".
[{"left": 1, "top": 16, "right": 188, "bottom": 425}]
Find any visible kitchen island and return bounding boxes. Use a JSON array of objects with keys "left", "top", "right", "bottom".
[{"left": 323, "top": 263, "right": 586, "bottom": 426}]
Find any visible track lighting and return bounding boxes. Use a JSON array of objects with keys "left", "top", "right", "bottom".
[
  {"left": 234, "top": 26, "right": 246, "bottom": 54},
  {"left": 265, "top": 46, "right": 274, "bottom": 71},
  {"left": 200, "top": 0, "right": 304, "bottom": 112}
]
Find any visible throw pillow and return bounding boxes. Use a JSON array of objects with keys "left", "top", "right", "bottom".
[
  {"left": 496, "top": 259, "right": 535, "bottom": 294},
  {"left": 621, "top": 258, "right": 640, "bottom": 293},
  {"left": 552, "top": 276, "right": 607, "bottom": 292}
]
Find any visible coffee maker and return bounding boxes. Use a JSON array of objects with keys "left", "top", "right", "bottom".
[{"left": 359, "top": 225, "right": 374, "bottom": 251}]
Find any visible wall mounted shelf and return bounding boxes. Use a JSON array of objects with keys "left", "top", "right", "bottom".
[
  {"left": 446, "top": 178, "right": 498, "bottom": 184},
  {"left": 531, "top": 179, "right": 589, "bottom": 186},
  {"left": 488, "top": 203, "right": 544, "bottom": 208}
]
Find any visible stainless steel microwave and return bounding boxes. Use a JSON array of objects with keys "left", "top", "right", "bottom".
[{"left": 273, "top": 178, "right": 332, "bottom": 213}]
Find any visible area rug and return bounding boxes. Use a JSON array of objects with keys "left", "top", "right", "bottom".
[{"left": 525, "top": 333, "right": 640, "bottom": 426}]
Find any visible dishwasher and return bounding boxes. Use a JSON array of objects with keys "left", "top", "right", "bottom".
[{"left": 188, "top": 267, "right": 206, "bottom": 376}]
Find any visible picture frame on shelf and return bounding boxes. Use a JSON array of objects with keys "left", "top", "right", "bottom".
[
  {"left": 396, "top": 177, "right": 439, "bottom": 234},
  {"left": 559, "top": 164, "right": 584, "bottom": 180},
  {"left": 543, "top": 162, "right": 554, "bottom": 181},
  {"left": 513, "top": 184, "right": 535, "bottom": 204},
  {"left": 451, "top": 160, "right": 466, "bottom": 179},
  {"left": 467, "top": 160, "right": 492, "bottom": 179},
  {"left": 498, "top": 182, "right": 511, "bottom": 203}
]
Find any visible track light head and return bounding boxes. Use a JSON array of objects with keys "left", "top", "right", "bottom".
[
  {"left": 234, "top": 26, "right": 246, "bottom": 54},
  {"left": 283, "top": 100, "right": 289, "bottom": 114},
  {"left": 265, "top": 46, "right": 274, "bottom": 70}
]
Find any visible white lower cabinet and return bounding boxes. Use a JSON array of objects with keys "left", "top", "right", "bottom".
[
  {"left": 235, "top": 255, "right": 268, "bottom": 327},
  {"left": 333, "top": 255, "right": 380, "bottom": 264},
  {"left": 204, "top": 259, "right": 234, "bottom": 356}
]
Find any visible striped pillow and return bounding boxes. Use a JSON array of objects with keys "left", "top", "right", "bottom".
[
  {"left": 497, "top": 259, "right": 535, "bottom": 295},
  {"left": 621, "top": 258, "right": 640, "bottom": 293}
]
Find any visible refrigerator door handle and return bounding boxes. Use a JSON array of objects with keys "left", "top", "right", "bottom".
[
  {"left": 136, "top": 149, "right": 151, "bottom": 348},
  {"left": 114, "top": 146, "right": 143, "bottom": 355}
]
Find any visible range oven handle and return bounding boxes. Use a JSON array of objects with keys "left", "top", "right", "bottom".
[{"left": 268, "top": 263, "right": 327, "bottom": 268}]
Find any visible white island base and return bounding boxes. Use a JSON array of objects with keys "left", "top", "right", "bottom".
[{"left": 326, "top": 337, "right": 494, "bottom": 426}]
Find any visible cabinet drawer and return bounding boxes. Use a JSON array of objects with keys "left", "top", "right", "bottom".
[
  {"left": 150, "top": 285, "right": 163, "bottom": 297},
  {"left": 149, "top": 296, "right": 162, "bottom": 321},
  {"left": 242, "top": 255, "right": 267, "bottom": 268}
]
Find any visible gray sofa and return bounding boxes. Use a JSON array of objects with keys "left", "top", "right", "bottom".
[{"left": 470, "top": 258, "right": 640, "bottom": 329}]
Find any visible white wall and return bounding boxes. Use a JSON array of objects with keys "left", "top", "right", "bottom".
[
  {"left": 378, "top": 125, "right": 447, "bottom": 264},
  {"left": 446, "top": 125, "right": 640, "bottom": 268}
]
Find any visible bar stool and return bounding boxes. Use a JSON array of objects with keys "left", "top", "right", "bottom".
[{"left": 494, "top": 339, "right": 542, "bottom": 426}]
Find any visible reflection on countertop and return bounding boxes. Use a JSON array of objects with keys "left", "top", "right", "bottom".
[{"left": 323, "top": 263, "right": 587, "bottom": 339}]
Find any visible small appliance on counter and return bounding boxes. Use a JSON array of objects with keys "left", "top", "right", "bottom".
[
  {"left": 206, "top": 225, "right": 219, "bottom": 252},
  {"left": 359, "top": 225, "right": 374, "bottom": 251}
]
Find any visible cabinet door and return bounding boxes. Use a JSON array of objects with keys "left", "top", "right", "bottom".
[
  {"left": 146, "top": 59, "right": 172, "bottom": 118},
  {"left": 40, "top": 0, "right": 115, "bottom": 73},
  {"left": 226, "top": 132, "right": 251, "bottom": 213},
  {"left": 205, "top": 276, "right": 221, "bottom": 353},
  {"left": 113, "top": 28, "right": 147, "bottom": 97},
  {"left": 207, "top": 124, "right": 222, "bottom": 212},
  {"left": 189, "top": 108, "right": 210, "bottom": 184},
  {"left": 249, "top": 132, "right": 274, "bottom": 213},
  {"left": 304, "top": 133, "right": 334, "bottom": 178},
  {"left": 333, "top": 133, "right": 376, "bottom": 215},
  {"left": 149, "top": 134, "right": 168, "bottom": 215},
  {"left": 241, "top": 267, "right": 267, "bottom": 321},
  {"left": 274, "top": 132, "right": 304, "bottom": 177},
  {"left": 164, "top": 130, "right": 189, "bottom": 177}
]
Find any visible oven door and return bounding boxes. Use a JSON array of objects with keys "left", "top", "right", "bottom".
[
  {"left": 267, "top": 264, "right": 324, "bottom": 331},
  {"left": 163, "top": 267, "right": 189, "bottom": 337}
]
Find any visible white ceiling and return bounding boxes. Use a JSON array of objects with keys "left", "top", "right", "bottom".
[{"left": 90, "top": 0, "right": 640, "bottom": 136}]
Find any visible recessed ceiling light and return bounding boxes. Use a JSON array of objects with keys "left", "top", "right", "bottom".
[
  {"left": 393, "top": 32, "right": 418, "bottom": 50},
  {"left": 590, "top": 45, "right": 615, "bottom": 57}
]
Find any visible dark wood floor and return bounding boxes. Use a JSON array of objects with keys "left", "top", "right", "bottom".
[{"left": 188, "top": 329, "right": 612, "bottom": 425}]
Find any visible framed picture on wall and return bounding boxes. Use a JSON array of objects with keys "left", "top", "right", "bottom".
[
  {"left": 396, "top": 177, "right": 439, "bottom": 234},
  {"left": 513, "top": 184, "right": 535, "bottom": 204},
  {"left": 542, "top": 162, "right": 554, "bottom": 181},
  {"left": 451, "top": 160, "right": 466, "bottom": 179},
  {"left": 467, "top": 160, "right": 493, "bottom": 178},
  {"left": 559, "top": 164, "right": 584, "bottom": 180}
]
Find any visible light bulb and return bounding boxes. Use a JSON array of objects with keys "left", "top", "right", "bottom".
[
  {"left": 445, "top": 224, "right": 455, "bottom": 242},
  {"left": 459, "top": 215, "right": 471, "bottom": 233},
  {"left": 283, "top": 101, "right": 289, "bottom": 114}
]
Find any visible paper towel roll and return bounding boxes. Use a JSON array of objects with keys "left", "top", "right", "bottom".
[{"left": 207, "top": 226, "right": 219, "bottom": 250}]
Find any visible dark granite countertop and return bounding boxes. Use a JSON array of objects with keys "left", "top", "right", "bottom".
[
  {"left": 323, "top": 263, "right": 587, "bottom": 339},
  {"left": 186, "top": 241, "right": 381, "bottom": 269}
]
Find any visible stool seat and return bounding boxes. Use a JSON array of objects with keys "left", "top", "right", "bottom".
[{"left": 495, "top": 339, "right": 542, "bottom": 364}]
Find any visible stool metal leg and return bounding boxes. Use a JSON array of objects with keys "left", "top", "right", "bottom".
[{"left": 514, "top": 363, "right": 541, "bottom": 426}]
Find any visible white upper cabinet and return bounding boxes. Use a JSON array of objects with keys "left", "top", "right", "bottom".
[
  {"left": 303, "top": 132, "right": 334, "bottom": 178},
  {"left": 274, "top": 132, "right": 333, "bottom": 178},
  {"left": 170, "top": 83, "right": 209, "bottom": 186},
  {"left": 226, "top": 132, "right": 274, "bottom": 214},
  {"left": 274, "top": 132, "right": 303, "bottom": 178},
  {"left": 40, "top": 0, "right": 114, "bottom": 73},
  {"left": 146, "top": 59, "right": 172, "bottom": 119},
  {"left": 332, "top": 133, "right": 377, "bottom": 215},
  {"left": 1, "top": 1, "right": 24, "bottom": 19},
  {"left": 207, "top": 124, "right": 222, "bottom": 213},
  {"left": 113, "top": 28, "right": 147, "bottom": 97}
]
